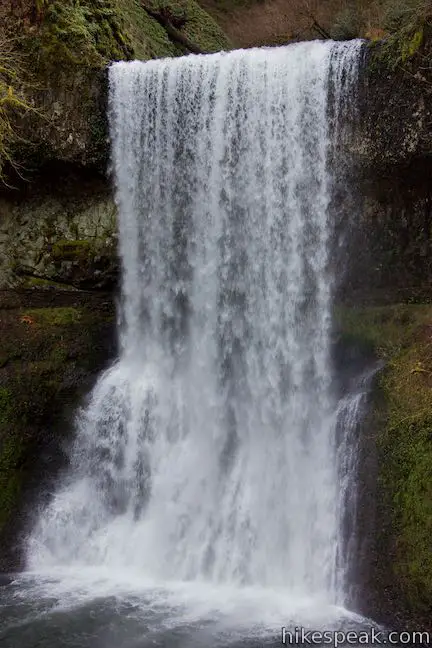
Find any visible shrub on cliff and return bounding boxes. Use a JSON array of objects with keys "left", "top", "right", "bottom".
[{"left": 379, "top": 0, "right": 431, "bottom": 66}]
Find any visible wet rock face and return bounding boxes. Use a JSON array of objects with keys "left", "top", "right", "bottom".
[
  {"left": 0, "top": 0, "right": 230, "bottom": 176},
  {"left": 339, "top": 38, "right": 432, "bottom": 306},
  {"left": 355, "top": 37, "right": 432, "bottom": 169},
  {"left": 0, "top": 166, "right": 118, "bottom": 291},
  {"left": 0, "top": 290, "right": 117, "bottom": 571},
  {"left": 335, "top": 304, "right": 432, "bottom": 633},
  {"left": 22, "top": 67, "right": 110, "bottom": 171},
  {"left": 338, "top": 156, "right": 432, "bottom": 305}
]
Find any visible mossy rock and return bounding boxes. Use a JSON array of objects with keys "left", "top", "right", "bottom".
[
  {"left": 335, "top": 304, "right": 431, "bottom": 358},
  {"left": 24, "top": 0, "right": 229, "bottom": 68},
  {"left": 337, "top": 303, "right": 432, "bottom": 616},
  {"left": 1, "top": 0, "right": 230, "bottom": 173},
  {"left": 21, "top": 277, "right": 78, "bottom": 291},
  {"left": 0, "top": 294, "right": 116, "bottom": 564},
  {"left": 44, "top": 236, "right": 118, "bottom": 289}
]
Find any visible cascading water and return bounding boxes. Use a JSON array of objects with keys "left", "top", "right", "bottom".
[{"left": 18, "top": 41, "right": 374, "bottom": 647}]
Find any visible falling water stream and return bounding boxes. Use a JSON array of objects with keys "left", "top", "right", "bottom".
[{"left": 0, "top": 41, "right": 394, "bottom": 648}]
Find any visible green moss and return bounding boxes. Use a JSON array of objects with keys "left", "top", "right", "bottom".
[
  {"left": 338, "top": 303, "right": 432, "bottom": 612},
  {"left": 379, "top": 334, "right": 432, "bottom": 610},
  {"left": 3, "top": 0, "right": 229, "bottom": 174},
  {"left": 22, "top": 277, "right": 78, "bottom": 291},
  {"left": 23, "top": 306, "right": 81, "bottom": 326},
  {"left": 373, "top": 27, "right": 424, "bottom": 69},
  {"left": 25, "top": 0, "right": 230, "bottom": 70},
  {"left": 179, "top": 0, "right": 231, "bottom": 53},
  {"left": 335, "top": 304, "right": 431, "bottom": 358},
  {"left": 116, "top": 0, "right": 178, "bottom": 58},
  {"left": 28, "top": 0, "right": 134, "bottom": 69},
  {"left": 401, "top": 26, "right": 424, "bottom": 59},
  {"left": 51, "top": 239, "right": 92, "bottom": 261}
]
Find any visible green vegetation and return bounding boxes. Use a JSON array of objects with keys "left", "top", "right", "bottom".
[
  {"left": 51, "top": 239, "right": 92, "bottom": 262},
  {"left": 326, "top": 0, "right": 431, "bottom": 56},
  {"left": 378, "top": 319, "right": 432, "bottom": 611},
  {"left": 24, "top": 306, "right": 82, "bottom": 326},
  {"left": 22, "top": 277, "right": 78, "bottom": 291},
  {"left": 370, "top": 0, "right": 431, "bottom": 68},
  {"left": 28, "top": 0, "right": 133, "bottom": 68},
  {"left": 0, "top": 0, "right": 230, "bottom": 179},
  {"left": 24, "top": 0, "right": 229, "bottom": 68},
  {"left": 335, "top": 304, "right": 432, "bottom": 358},
  {"left": 0, "top": 302, "right": 115, "bottom": 535},
  {"left": 200, "top": 0, "right": 431, "bottom": 54},
  {"left": 331, "top": 3, "right": 365, "bottom": 41},
  {"left": 337, "top": 303, "right": 432, "bottom": 612}
]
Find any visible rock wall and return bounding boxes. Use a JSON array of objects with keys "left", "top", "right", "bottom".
[
  {"left": 0, "top": 290, "right": 116, "bottom": 570},
  {"left": 0, "top": 167, "right": 117, "bottom": 290},
  {"left": 336, "top": 305, "right": 432, "bottom": 632},
  {"left": 1, "top": 0, "right": 230, "bottom": 174},
  {"left": 0, "top": 0, "right": 231, "bottom": 287}
]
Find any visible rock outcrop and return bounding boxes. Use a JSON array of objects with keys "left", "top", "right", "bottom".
[
  {"left": 1, "top": 0, "right": 230, "bottom": 170},
  {"left": 342, "top": 31, "right": 432, "bottom": 304},
  {"left": 0, "top": 0, "right": 230, "bottom": 290}
]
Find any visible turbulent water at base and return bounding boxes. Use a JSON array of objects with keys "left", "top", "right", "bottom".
[{"left": 2, "top": 41, "right": 391, "bottom": 648}]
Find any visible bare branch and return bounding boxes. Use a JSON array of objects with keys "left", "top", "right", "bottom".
[{"left": 141, "top": 3, "right": 208, "bottom": 55}]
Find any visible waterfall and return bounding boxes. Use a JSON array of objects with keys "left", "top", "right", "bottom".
[{"left": 27, "top": 41, "right": 363, "bottom": 611}]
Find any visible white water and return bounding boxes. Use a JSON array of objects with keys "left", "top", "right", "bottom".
[
  {"left": 27, "top": 41, "right": 364, "bottom": 631},
  {"left": 335, "top": 365, "right": 380, "bottom": 601}
]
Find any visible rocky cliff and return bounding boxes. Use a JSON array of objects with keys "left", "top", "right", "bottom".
[{"left": 342, "top": 29, "right": 432, "bottom": 304}]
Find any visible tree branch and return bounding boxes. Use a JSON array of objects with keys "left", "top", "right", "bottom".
[
  {"left": 310, "top": 18, "right": 332, "bottom": 40},
  {"left": 141, "top": 3, "right": 208, "bottom": 55}
]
